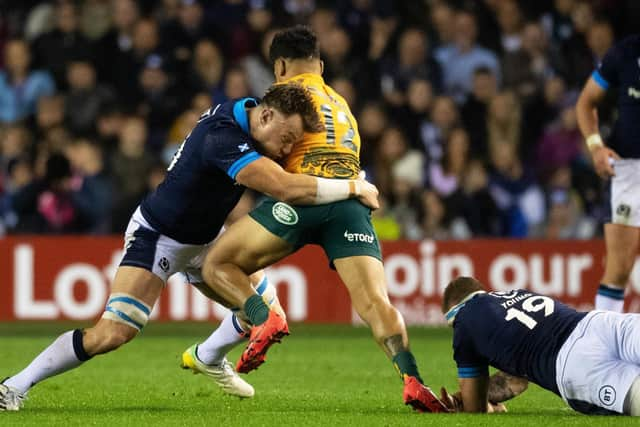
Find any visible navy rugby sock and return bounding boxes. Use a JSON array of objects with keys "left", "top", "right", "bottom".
[{"left": 244, "top": 294, "right": 270, "bottom": 326}]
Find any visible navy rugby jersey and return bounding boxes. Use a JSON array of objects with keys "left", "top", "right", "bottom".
[
  {"left": 592, "top": 35, "right": 640, "bottom": 158},
  {"left": 141, "top": 98, "right": 262, "bottom": 244},
  {"left": 450, "top": 290, "right": 587, "bottom": 395}
]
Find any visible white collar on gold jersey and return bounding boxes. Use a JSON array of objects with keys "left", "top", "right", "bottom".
[{"left": 444, "top": 291, "right": 486, "bottom": 326}]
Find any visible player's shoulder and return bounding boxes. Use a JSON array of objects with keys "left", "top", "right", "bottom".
[{"left": 608, "top": 35, "right": 640, "bottom": 58}]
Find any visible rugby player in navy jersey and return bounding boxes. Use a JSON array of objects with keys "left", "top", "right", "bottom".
[
  {"left": 576, "top": 35, "right": 640, "bottom": 312},
  {"left": 439, "top": 276, "right": 640, "bottom": 415},
  {"left": 0, "top": 83, "right": 380, "bottom": 411}
]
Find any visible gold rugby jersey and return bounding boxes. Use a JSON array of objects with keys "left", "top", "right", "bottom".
[{"left": 281, "top": 73, "right": 360, "bottom": 179}]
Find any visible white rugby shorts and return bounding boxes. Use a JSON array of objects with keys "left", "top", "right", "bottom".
[
  {"left": 555, "top": 311, "right": 640, "bottom": 414},
  {"left": 610, "top": 159, "right": 640, "bottom": 226},
  {"left": 120, "top": 207, "right": 218, "bottom": 284}
]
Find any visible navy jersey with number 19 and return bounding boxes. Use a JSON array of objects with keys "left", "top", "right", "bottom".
[
  {"left": 140, "top": 98, "right": 263, "bottom": 244},
  {"left": 451, "top": 290, "right": 587, "bottom": 395}
]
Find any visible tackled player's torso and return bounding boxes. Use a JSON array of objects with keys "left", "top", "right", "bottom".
[{"left": 282, "top": 74, "right": 360, "bottom": 179}]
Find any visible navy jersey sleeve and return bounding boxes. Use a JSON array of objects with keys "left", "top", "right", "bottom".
[
  {"left": 593, "top": 44, "right": 622, "bottom": 90},
  {"left": 203, "top": 127, "right": 263, "bottom": 180},
  {"left": 453, "top": 323, "right": 489, "bottom": 379}
]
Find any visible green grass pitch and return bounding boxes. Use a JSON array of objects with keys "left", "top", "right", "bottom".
[{"left": 0, "top": 322, "right": 635, "bottom": 426}]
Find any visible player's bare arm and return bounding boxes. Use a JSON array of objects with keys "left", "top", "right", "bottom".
[
  {"left": 235, "top": 156, "right": 379, "bottom": 209},
  {"left": 458, "top": 376, "right": 490, "bottom": 413},
  {"left": 487, "top": 372, "right": 528, "bottom": 403},
  {"left": 576, "top": 76, "right": 620, "bottom": 178}
]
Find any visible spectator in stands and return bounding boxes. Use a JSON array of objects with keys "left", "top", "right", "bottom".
[
  {"left": 434, "top": 10, "right": 500, "bottom": 102},
  {"left": 0, "top": 156, "right": 34, "bottom": 234},
  {"left": 541, "top": 0, "right": 576, "bottom": 45},
  {"left": 586, "top": 20, "right": 614, "bottom": 64},
  {"left": 487, "top": 91, "right": 521, "bottom": 158},
  {"left": 109, "top": 116, "right": 156, "bottom": 231},
  {"left": 536, "top": 98, "right": 583, "bottom": 181},
  {"left": 96, "top": 0, "right": 140, "bottom": 84},
  {"left": 538, "top": 167, "right": 596, "bottom": 239},
  {"left": 111, "top": 18, "right": 162, "bottom": 105},
  {"left": 66, "top": 139, "right": 112, "bottom": 233},
  {"left": 242, "top": 28, "right": 276, "bottom": 98},
  {"left": 161, "top": 0, "right": 221, "bottom": 70},
  {"left": 187, "top": 39, "right": 225, "bottom": 103},
  {"left": 371, "top": 126, "right": 414, "bottom": 198},
  {"left": 426, "top": 127, "right": 470, "bottom": 200},
  {"left": 561, "top": 0, "right": 596, "bottom": 87},
  {"left": 219, "top": 66, "right": 251, "bottom": 103},
  {"left": 358, "top": 101, "right": 388, "bottom": 168},
  {"left": 65, "top": 60, "right": 116, "bottom": 136},
  {"left": 460, "top": 159, "right": 500, "bottom": 236},
  {"left": 36, "top": 95, "right": 65, "bottom": 139},
  {"left": 1, "top": 125, "right": 32, "bottom": 177},
  {"left": 320, "top": 26, "right": 364, "bottom": 87},
  {"left": 502, "top": 22, "right": 564, "bottom": 99},
  {"left": 380, "top": 27, "right": 441, "bottom": 108},
  {"left": 496, "top": 0, "right": 524, "bottom": 54},
  {"left": 397, "top": 78, "right": 433, "bottom": 145},
  {"left": 461, "top": 67, "right": 497, "bottom": 160},
  {"left": 488, "top": 141, "right": 545, "bottom": 237},
  {"left": 420, "top": 96, "right": 459, "bottom": 162},
  {"left": 429, "top": 1, "right": 455, "bottom": 48},
  {"left": 137, "top": 54, "right": 186, "bottom": 150},
  {"left": 31, "top": 0, "right": 92, "bottom": 89},
  {"left": 419, "top": 189, "right": 470, "bottom": 240},
  {"left": 95, "top": 105, "right": 124, "bottom": 153},
  {"left": 0, "top": 39, "right": 55, "bottom": 123}
]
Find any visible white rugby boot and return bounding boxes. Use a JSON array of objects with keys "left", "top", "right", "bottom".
[
  {"left": 181, "top": 344, "right": 254, "bottom": 398},
  {"left": 0, "top": 382, "right": 26, "bottom": 411}
]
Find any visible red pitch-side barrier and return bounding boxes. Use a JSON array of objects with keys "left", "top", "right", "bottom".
[{"left": 2, "top": 237, "right": 640, "bottom": 324}]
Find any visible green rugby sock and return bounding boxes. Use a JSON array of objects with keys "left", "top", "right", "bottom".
[
  {"left": 244, "top": 294, "right": 270, "bottom": 326},
  {"left": 392, "top": 351, "right": 423, "bottom": 383}
]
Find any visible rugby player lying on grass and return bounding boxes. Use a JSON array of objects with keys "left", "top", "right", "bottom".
[{"left": 439, "top": 276, "right": 640, "bottom": 415}]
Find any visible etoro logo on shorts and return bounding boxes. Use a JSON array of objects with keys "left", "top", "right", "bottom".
[
  {"left": 344, "top": 229, "right": 374, "bottom": 243},
  {"left": 272, "top": 202, "right": 299, "bottom": 225}
]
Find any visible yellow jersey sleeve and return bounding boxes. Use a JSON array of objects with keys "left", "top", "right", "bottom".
[{"left": 281, "top": 74, "right": 361, "bottom": 179}]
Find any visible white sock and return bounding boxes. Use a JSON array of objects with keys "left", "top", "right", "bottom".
[
  {"left": 595, "top": 284, "right": 625, "bottom": 312},
  {"left": 4, "top": 330, "right": 89, "bottom": 394},
  {"left": 196, "top": 312, "right": 248, "bottom": 365}
]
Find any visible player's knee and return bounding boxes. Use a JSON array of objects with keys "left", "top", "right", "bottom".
[
  {"left": 98, "top": 292, "right": 151, "bottom": 351},
  {"left": 356, "top": 294, "right": 393, "bottom": 321}
]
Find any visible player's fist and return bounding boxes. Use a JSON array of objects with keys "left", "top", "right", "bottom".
[{"left": 590, "top": 145, "right": 620, "bottom": 178}]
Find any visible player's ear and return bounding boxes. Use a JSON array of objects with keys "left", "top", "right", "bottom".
[
  {"left": 260, "top": 106, "right": 274, "bottom": 126},
  {"left": 275, "top": 58, "right": 286, "bottom": 79},
  {"left": 319, "top": 59, "right": 324, "bottom": 75}
]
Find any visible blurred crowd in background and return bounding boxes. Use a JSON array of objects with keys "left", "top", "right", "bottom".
[{"left": 0, "top": 0, "right": 637, "bottom": 239}]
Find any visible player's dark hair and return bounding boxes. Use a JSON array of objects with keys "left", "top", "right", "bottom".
[
  {"left": 262, "top": 83, "right": 324, "bottom": 133},
  {"left": 442, "top": 276, "right": 485, "bottom": 313},
  {"left": 269, "top": 25, "right": 320, "bottom": 64}
]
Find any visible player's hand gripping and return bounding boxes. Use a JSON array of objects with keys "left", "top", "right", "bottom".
[
  {"left": 590, "top": 144, "right": 620, "bottom": 179},
  {"left": 439, "top": 387, "right": 507, "bottom": 413},
  {"left": 355, "top": 171, "right": 380, "bottom": 210}
]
